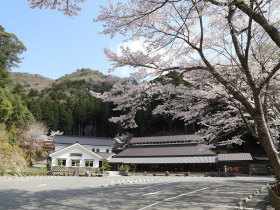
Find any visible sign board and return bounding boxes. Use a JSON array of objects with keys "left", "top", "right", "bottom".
[
  {"left": 229, "top": 167, "right": 240, "bottom": 172},
  {"left": 70, "top": 153, "right": 83, "bottom": 157}
]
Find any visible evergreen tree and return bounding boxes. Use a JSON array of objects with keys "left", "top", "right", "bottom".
[
  {"left": 58, "top": 104, "right": 73, "bottom": 135},
  {"left": 0, "top": 26, "right": 26, "bottom": 88}
]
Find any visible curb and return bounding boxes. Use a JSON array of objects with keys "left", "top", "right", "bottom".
[{"left": 237, "top": 182, "right": 272, "bottom": 209}]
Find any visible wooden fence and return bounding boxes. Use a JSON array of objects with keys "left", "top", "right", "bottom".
[
  {"left": 268, "top": 182, "right": 280, "bottom": 210},
  {"left": 51, "top": 166, "right": 98, "bottom": 173}
]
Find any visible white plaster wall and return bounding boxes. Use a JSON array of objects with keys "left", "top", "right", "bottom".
[
  {"left": 51, "top": 147, "right": 100, "bottom": 168},
  {"left": 84, "top": 145, "right": 112, "bottom": 153}
]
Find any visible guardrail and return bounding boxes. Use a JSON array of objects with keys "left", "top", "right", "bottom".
[{"left": 268, "top": 182, "right": 280, "bottom": 210}]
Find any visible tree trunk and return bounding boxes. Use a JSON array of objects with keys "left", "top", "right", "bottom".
[
  {"left": 192, "top": 122, "right": 196, "bottom": 134},
  {"left": 95, "top": 120, "right": 96, "bottom": 137},
  {"left": 256, "top": 115, "right": 280, "bottom": 180},
  {"left": 78, "top": 122, "right": 81, "bottom": 136}
]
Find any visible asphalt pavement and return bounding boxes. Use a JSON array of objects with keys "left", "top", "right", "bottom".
[{"left": 0, "top": 175, "right": 275, "bottom": 210}]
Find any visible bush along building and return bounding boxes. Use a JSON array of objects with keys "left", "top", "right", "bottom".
[{"left": 49, "top": 136, "right": 115, "bottom": 173}]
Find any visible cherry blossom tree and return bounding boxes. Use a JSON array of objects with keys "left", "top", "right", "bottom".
[
  {"left": 112, "top": 132, "right": 133, "bottom": 154},
  {"left": 92, "top": 0, "right": 280, "bottom": 180},
  {"left": 24, "top": 122, "right": 63, "bottom": 150},
  {"left": 47, "top": 130, "right": 64, "bottom": 141},
  {"left": 26, "top": 121, "right": 48, "bottom": 151},
  {"left": 27, "top": 0, "right": 86, "bottom": 16}
]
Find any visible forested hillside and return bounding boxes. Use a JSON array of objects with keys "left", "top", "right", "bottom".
[
  {"left": 11, "top": 69, "right": 192, "bottom": 138},
  {"left": 10, "top": 68, "right": 118, "bottom": 95},
  {"left": 10, "top": 72, "right": 53, "bottom": 92}
]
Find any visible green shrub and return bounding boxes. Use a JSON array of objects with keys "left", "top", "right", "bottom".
[
  {"left": 119, "top": 165, "right": 131, "bottom": 172},
  {"left": 9, "top": 163, "right": 18, "bottom": 175},
  {"left": 0, "top": 163, "right": 6, "bottom": 176},
  {"left": 23, "top": 167, "right": 48, "bottom": 176},
  {"left": 99, "top": 160, "right": 111, "bottom": 172}
]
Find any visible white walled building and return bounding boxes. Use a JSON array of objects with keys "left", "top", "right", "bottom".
[{"left": 49, "top": 136, "right": 115, "bottom": 172}]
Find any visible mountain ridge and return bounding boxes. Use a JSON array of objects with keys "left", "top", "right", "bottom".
[{"left": 10, "top": 68, "right": 119, "bottom": 94}]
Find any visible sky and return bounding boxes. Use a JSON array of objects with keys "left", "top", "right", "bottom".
[{"left": 0, "top": 0, "right": 134, "bottom": 80}]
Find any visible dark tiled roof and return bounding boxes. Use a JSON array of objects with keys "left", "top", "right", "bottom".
[
  {"left": 218, "top": 153, "right": 253, "bottom": 161},
  {"left": 109, "top": 156, "right": 218, "bottom": 164},
  {"left": 130, "top": 135, "right": 201, "bottom": 144},
  {"left": 96, "top": 152, "right": 114, "bottom": 160},
  {"left": 53, "top": 136, "right": 114, "bottom": 146},
  {"left": 115, "top": 144, "right": 216, "bottom": 157}
]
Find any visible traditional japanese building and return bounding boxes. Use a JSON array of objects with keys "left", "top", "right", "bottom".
[
  {"left": 49, "top": 136, "right": 115, "bottom": 173},
  {"left": 109, "top": 135, "right": 218, "bottom": 172}
]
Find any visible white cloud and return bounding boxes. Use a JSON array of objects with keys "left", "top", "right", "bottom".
[
  {"left": 114, "top": 65, "right": 137, "bottom": 78},
  {"left": 108, "top": 40, "right": 146, "bottom": 78},
  {"left": 114, "top": 40, "right": 170, "bottom": 78},
  {"left": 116, "top": 40, "right": 146, "bottom": 55}
]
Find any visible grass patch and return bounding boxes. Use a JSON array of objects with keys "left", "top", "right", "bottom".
[{"left": 23, "top": 167, "right": 48, "bottom": 176}]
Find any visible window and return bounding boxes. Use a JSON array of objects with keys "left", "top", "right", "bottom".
[
  {"left": 57, "top": 159, "right": 66, "bottom": 166},
  {"left": 96, "top": 149, "right": 100, "bottom": 152},
  {"left": 71, "top": 160, "right": 80, "bottom": 166},
  {"left": 106, "top": 149, "right": 109, "bottom": 153},
  {"left": 92, "top": 148, "right": 95, "bottom": 152},
  {"left": 85, "top": 160, "right": 94, "bottom": 167}
]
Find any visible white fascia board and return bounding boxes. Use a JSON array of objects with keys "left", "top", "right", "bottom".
[{"left": 50, "top": 143, "right": 103, "bottom": 160}]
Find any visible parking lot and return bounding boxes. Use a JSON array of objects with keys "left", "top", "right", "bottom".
[{"left": 0, "top": 175, "right": 275, "bottom": 210}]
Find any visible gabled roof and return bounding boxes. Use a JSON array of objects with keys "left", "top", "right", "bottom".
[
  {"left": 115, "top": 144, "right": 216, "bottom": 157},
  {"left": 130, "top": 135, "right": 201, "bottom": 144},
  {"left": 218, "top": 153, "right": 253, "bottom": 161},
  {"left": 53, "top": 135, "right": 114, "bottom": 146},
  {"left": 49, "top": 143, "right": 103, "bottom": 160}
]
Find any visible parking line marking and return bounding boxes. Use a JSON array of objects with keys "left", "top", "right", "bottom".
[
  {"left": 142, "top": 190, "right": 164, "bottom": 196},
  {"left": 142, "top": 183, "right": 169, "bottom": 189},
  {"left": 138, "top": 202, "right": 159, "bottom": 210},
  {"left": 36, "top": 184, "right": 46, "bottom": 187},
  {"left": 163, "top": 187, "right": 209, "bottom": 201},
  {"left": 212, "top": 192, "right": 251, "bottom": 194}
]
